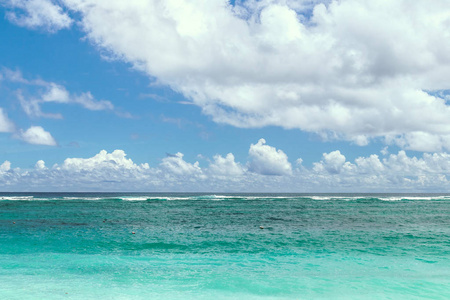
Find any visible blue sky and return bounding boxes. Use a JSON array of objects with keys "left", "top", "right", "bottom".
[{"left": 1, "top": 0, "right": 450, "bottom": 192}]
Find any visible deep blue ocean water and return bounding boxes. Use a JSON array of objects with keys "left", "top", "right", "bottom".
[{"left": 0, "top": 193, "right": 449, "bottom": 299}]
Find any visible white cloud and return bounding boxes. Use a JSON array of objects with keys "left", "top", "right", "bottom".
[
  {"left": 355, "top": 154, "right": 384, "bottom": 174},
  {"left": 36, "top": 0, "right": 450, "bottom": 152},
  {"left": 1, "top": 99, "right": 57, "bottom": 147},
  {"left": 0, "top": 68, "right": 29, "bottom": 84},
  {"left": 0, "top": 161, "right": 11, "bottom": 172},
  {"left": 35, "top": 160, "right": 46, "bottom": 170},
  {"left": 0, "top": 160, "right": 17, "bottom": 187},
  {"left": 41, "top": 82, "right": 70, "bottom": 103},
  {"left": 18, "top": 126, "right": 57, "bottom": 146},
  {"left": 4, "top": 0, "right": 72, "bottom": 32},
  {"left": 0, "top": 108, "right": 15, "bottom": 132},
  {"left": 17, "top": 89, "right": 63, "bottom": 119},
  {"left": 208, "top": 153, "right": 245, "bottom": 176},
  {"left": 73, "top": 92, "right": 114, "bottom": 111},
  {"left": 160, "top": 153, "right": 202, "bottom": 176},
  {"left": 4, "top": 141, "right": 450, "bottom": 191},
  {"left": 60, "top": 149, "right": 149, "bottom": 171},
  {"left": 4, "top": 1, "right": 450, "bottom": 152},
  {"left": 0, "top": 68, "right": 115, "bottom": 118},
  {"left": 248, "top": 138, "right": 292, "bottom": 175},
  {"left": 308, "top": 149, "right": 448, "bottom": 190},
  {"left": 313, "top": 150, "right": 353, "bottom": 174},
  {"left": 313, "top": 151, "right": 384, "bottom": 176},
  {"left": 0, "top": 68, "right": 121, "bottom": 146},
  {"left": 387, "top": 131, "right": 448, "bottom": 153}
]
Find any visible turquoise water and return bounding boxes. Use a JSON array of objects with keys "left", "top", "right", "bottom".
[{"left": 0, "top": 193, "right": 449, "bottom": 299}]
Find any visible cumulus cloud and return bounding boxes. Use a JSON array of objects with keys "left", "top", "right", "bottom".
[
  {"left": 208, "top": 153, "right": 245, "bottom": 176},
  {"left": 1, "top": 68, "right": 114, "bottom": 118},
  {"left": 60, "top": 149, "right": 149, "bottom": 171},
  {"left": 9, "top": 0, "right": 438, "bottom": 151},
  {"left": 18, "top": 126, "right": 57, "bottom": 146},
  {"left": 4, "top": 139, "right": 450, "bottom": 191},
  {"left": 35, "top": 159, "right": 46, "bottom": 170},
  {"left": 0, "top": 108, "right": 15, "bottom": 132},
  {"left": 248, "top": 138, "right": 292, "bottom": 175},
  {"left": 314, "top": 151, "right": 386, "bottom": 175},
  {"left": 0, "top": 161, "right": 16, "bottom": 187},
  {"left": 3, "top": 0, "right": 72, "bottom": 32},
  {"left": 160, "top": 153, "right": 202, "bottom": 176},
  {"left": 313, "top": 150, "right": 349, "bottom": 174},
  {"left": 355, "top": 154, "right": 384, "bottom": 174},
  {"left": 0, "top": 161, "right": 11, "bottom": 172}
]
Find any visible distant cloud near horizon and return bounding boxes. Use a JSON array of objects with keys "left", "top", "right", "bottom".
[
  {"left": 2, "top": 139, "right": 450, "bottom": 192},
  {"left": 248, "top": 138, "right": 292, "bottom": 176}
]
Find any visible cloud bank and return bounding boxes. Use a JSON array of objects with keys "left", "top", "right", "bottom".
[
  {"left": 7, "top": 0, "right": 450, "bottom": 151},
  {"left": 2, "top": 139, "right": 450, "bottom": 192}
]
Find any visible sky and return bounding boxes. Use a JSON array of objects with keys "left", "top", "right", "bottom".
[{"left": 1, "top": 0, "right": 450, "bottom": 192}]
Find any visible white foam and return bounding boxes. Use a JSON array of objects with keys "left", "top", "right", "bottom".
[
  {"left": 120, "top": 196, "right": 150, "bottom": 201},
  {"left": 309, "top": 196, "right": 357, "bottom": 201},
  {"left": 378, "top": 196, "right": 450, "bottom": 201},
  {"left": 61, "top": 197, "right": 106, "bottom": 201},
  {"left": 0, "top": 196, "right": 34, "bottom": 201},
  {"left": 1, "top": 194, "right": 449, "bottom": 202}
]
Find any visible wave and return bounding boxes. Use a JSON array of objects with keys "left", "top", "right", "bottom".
[
  {"left": 0, "top": 196, "right": 35, "bottom": 201},
  {"left": 1, "top": 194, "right": 450, "bottom": 201},
  {"left": 309, "top": 195, "right": 450, "bottom": 201},
  {"left": 378, "top": 195, "right": 450, "bottom": 201}
]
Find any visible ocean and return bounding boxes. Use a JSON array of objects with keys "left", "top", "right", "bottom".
[{"left": 0, "top": 193, "right": 449, "bottom": 299}]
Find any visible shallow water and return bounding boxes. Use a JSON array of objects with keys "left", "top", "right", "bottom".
[{"left": 1, "top": 193, "right": 449, "bottom": 299}]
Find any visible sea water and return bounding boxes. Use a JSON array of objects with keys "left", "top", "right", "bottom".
[{"left": 0, "top": 193, "right": 449, "bottom": 299}]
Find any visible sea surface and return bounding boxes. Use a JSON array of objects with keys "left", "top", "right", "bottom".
[{"left": 0, "top": 193, "right": 449, "bottom": 299}]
